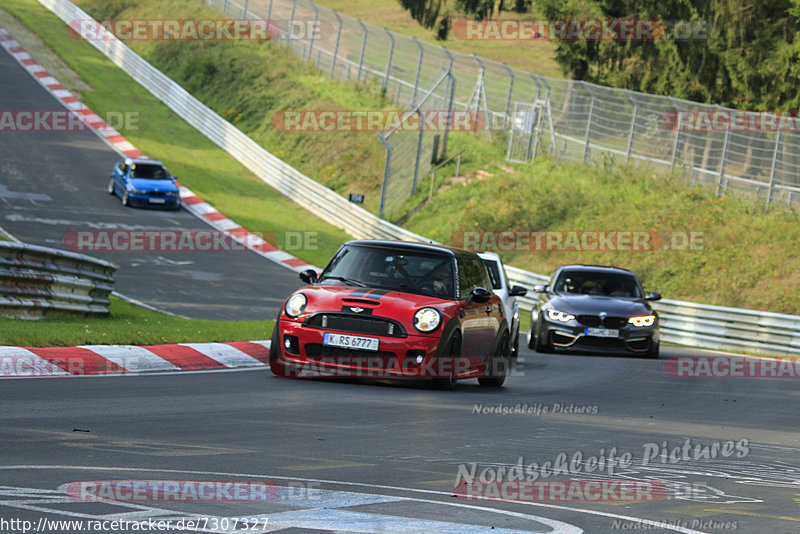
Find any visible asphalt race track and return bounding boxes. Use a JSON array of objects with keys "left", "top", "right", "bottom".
[
  {"left": 2, "top": 24, "right": 800, "bottom": 534},
  {"left": 2, "top": 346, "right": 799, "bottom": 534},
  {"left": 0, "top": 45, "right": 303, "bottom": 320}
]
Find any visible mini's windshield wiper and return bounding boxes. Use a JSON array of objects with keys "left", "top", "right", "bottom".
[{"left": 320, "top": 276, "right": 366, "bottom": 287}]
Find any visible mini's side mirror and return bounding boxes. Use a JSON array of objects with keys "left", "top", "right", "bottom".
[
  {"left": 645, "top": 291, "right": 661, "bottom": 301},
  {"left": 299, "top": 269, "right": 318, "bottom": 284},
  {"left": 509, "top": 284, "right": 527, "bottom": 297},
  {"left": 533, "top": 284, "right": 548, "bottom": 293},
  {"left": 467, "top": 286, "right": 492, "bottom": 305}
]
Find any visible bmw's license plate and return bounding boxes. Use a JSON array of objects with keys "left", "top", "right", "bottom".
[
  {"left": 323, "top": 333, "right": 379, "bottom": 351},
  {"left": 585, "top": 327, "right": 619, "bottom": 338},
  {"left": 149, "top": 198, "right": 166, "bottom": 204}
]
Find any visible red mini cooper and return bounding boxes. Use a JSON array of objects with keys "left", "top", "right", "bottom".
[{"left": 269, "top": 240, "right": 511, "bottom": 387}]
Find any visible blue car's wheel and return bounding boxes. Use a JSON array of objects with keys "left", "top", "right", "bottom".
[
  {"left": 107, "top": 178, "right": 115, "bottom": 196},
  {"left": 122, "top": 190, "right": 130, "bottom": 206}
]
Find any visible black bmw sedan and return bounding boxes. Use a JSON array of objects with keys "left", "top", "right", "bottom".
[{"left": 527, "top": 265, "right": 661, "bottom": 358}]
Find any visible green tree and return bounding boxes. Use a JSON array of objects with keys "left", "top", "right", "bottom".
[{"left": 537, "top": 0, "right": 800, "bottom": 109}]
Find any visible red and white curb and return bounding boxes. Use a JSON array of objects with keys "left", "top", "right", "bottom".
[
  {"left": 0, "top": 340, "right": 272, "bottom": 378},
  {"left": 0, "top": 24, "right": 318, "bottom": 274}
]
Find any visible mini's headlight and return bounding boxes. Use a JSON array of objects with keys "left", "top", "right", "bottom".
[
  {"left": 285, "top": 293, "right": 307, "bottom": 318},
  {"left": 414, "top": 307, "right": 441, "bottom": 332},
  {"left": 547, "top": 308, "right": 575, "bottom": 322},
  {"left": 629, "top": 315, "right": 656, "bottom": 327}
]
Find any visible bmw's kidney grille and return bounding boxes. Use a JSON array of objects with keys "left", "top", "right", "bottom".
[
  {"left": 577, "top": 315, "right": 628, "bottom": 328},
  {"left": 305, "top": 313, "right": 406, "bottom": 337}
]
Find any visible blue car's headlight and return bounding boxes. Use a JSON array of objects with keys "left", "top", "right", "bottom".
[
  {"left": 166, "top": 191, "right": 179, "bottom": 197},
  {"left": 546, "top": 308, "right": 575, "bottom": 322},
  {"left": 130, "top": 188, "right": 147, "bottom": 195}
]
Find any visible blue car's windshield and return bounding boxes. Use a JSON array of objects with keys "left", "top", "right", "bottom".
[
  {"left": 319, "top": 245, "right": 455, "bottom": 298},
  {"left": 130, "top": 164, "right": 171, "bottom": 180}
]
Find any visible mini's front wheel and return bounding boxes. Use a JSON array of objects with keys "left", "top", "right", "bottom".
[{"left": 479, "top": 332, "right": 509, "bottom": 388}]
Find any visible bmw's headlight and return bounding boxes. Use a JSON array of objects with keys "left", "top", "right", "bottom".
[
  {"left": 285, "top": 293, "right": 307, "bottom": 318},
  {"left": 166, "top": 191, "right": 179, "bottom": 197},
  {"left": 413, "top": 307, "right": 441, "bottom": 332},
  {"left": 131, "top": 188, "right": 147, "bottom": 195},
  {"left": 629, "top": 315, "right": 656, "bottom": 327},
  {"left": 546, "top": 308, "right": 575, "bottom": 322}
]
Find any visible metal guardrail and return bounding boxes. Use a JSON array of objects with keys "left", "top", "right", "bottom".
[
  {"left": 0, "top": 241, "right": 117, "bottom": 319},
  {"left": 37, "top": 0, "right": 800, "bottom": 357}
]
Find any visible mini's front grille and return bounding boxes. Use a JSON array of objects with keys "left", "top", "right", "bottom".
[
  {"left": 304, "top": 313, "right": 406, "bottom": 337},
  {"left": 576, "top": 315, "right": 628, "bottom": 329}
]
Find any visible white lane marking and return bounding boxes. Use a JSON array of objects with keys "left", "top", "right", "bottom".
[
  {"left": 0, "top": 347, "right": 67, "bottom": 376},
  {"left": 178, "top": 343, "right": 266, "bottom": 368},
  {"left": 0, "top": 465, "right": 715, "bottom": 534},
  {"left": 77, "top": 345, "right": 179, "bottom": 372},
  {"left": 255, "top": 508, "right": 545, "bottom": 533}
]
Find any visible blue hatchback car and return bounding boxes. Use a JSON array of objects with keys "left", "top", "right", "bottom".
[{"left": 108, "top": 158, "right": 181, "bottom": 209}]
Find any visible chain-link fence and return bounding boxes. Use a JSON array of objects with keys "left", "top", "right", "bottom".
[
  {"left": 375, "top": 68, "right": 455, "bottom": 219},
  {"left": 207, "top": 0, "right": 800, "bottom": 209}
]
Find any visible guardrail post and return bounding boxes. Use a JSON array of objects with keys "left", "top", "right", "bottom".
[
  {"left": 412, "top": 109, "right": 424, "bottom": 195},
  {"left": 583, "top": 84, "right": 596, "bottom": 162},
  {"left": 357, "top": 20, "right": 367, "bottom": 83},
  {"left": 625, "top": 91, "right": 638, "bottom": 161},
  {"left": 331, "top": 11, "right": 343, "bottom": 78},
  {"left": 669, "top": 97, "right": 682, "bottom": 167},
  {"left": 308, "top": 2, "right": 319, "bottom": 62},
  {"left": 537, "top": 75, "right": 556, "bottom": 154},
  {"left": 288, "top": 0, "right": 298, "bottom": 46},
  {"left": 502, "top": 63, "right": 514, "bottom": 130},
  {"left": 441, "top": 47, "right": 455, "bottom": 159},
  {"left": 242, "top": 0, "right": 249, "bottom": 18},
  {"left": 766, "top": 130, "right": 783, "bottom": 206},
  {"left": 377, "top": 133, "right": 392, "bottom": 218},
  {"left": 383, "top": 28, "right": 395, "bottom": 94},
  {"left": 267, "top": 0, "right": 274, "bottom": 25},
  {"left": 411, "top": 37, "right": 424, "bottom": 107},
  {"left": 716, "top": 106, "right": 732, "bottom": 197}
]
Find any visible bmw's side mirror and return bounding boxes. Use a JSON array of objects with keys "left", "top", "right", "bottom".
[
  {"left": 299, "top": 269, "right": 318, "bottom": 284},
  {"left": 645, "top": 291, "right": 661, "bottom": 301},
  {"left": 533, "top": 284, "right": 548, "bottom": 293},
  {"left": 467, "top": 287, "right": 492, "bottom": 305},
  {"left": 172, "top": 175, "right": 179, "bottom": 181},
  {"left": 509, "top": 285, "right": 528, "bottom": 297}
]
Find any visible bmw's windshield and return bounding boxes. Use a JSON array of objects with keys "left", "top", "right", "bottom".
[
  {"left": 553, "top": 271, "right": 643, "bottom": 298},
  {"left": 318, "top": 245, "right": 455, "bottom": 298},
  {"left": 130, "top": 164, "right": 171, "bottom": 179}
]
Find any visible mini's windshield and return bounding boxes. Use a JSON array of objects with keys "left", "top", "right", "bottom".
[
  {"left": 130, "top": 164, "right": 171, "bottom": 180},
  {"left": 554, "top": 271, "right": 642, "bottom": 298},
  {"left": 319, "top": 245, "right": 455, "bottom": 298}
]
